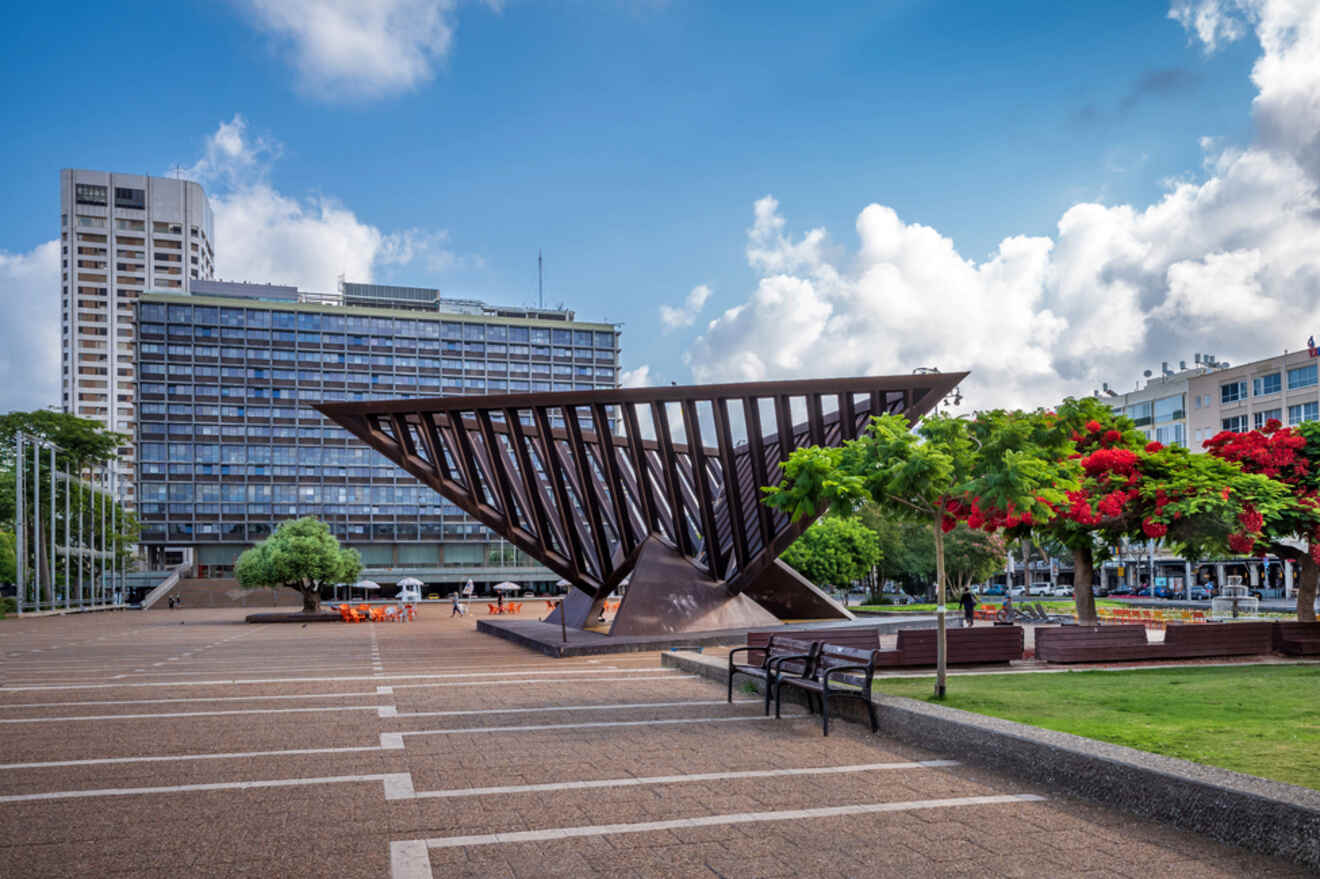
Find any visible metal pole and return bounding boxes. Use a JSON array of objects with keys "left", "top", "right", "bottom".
[
  {"left": 78, "top": 473, "right": 84, "bottom": 608},
  {"left": 15, "top": 434, "right": 23, "bottom": 615},
  {"left": 32, "top": 437, "right": 41, "bottom": 612},
  {"left": 49, "top": 444, "right": 56, "bottom": 609},
  {"left": 64, "top": 459, "right": 70, "bottom": 610},
  {"left": 100, "top": 468, "right": 107, "bottom": 606}
]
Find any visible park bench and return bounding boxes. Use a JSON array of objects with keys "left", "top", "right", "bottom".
[
  {"left": 1273, "top": 621, "right": 1320, "bottom": 656},
  {"left": 727, "top": 635, "right": 818, "bottom": 715},
  {"left": 888, "top": 626, "right": 1024, "bottom": 666},
  {"left": 1035, "top": 622, "right": 1274, "bottom": 663},
  {"left": 774, "top": 643, "right": 881, "bottom": 736},
  {"left": 747, "top": 627, "right": 882, "bottom": 652}
]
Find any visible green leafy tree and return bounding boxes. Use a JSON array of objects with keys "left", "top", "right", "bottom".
[
  {"left": 0, "top": 530, "right": 15, "bottom": 584},
  {"left": 235, "top": 517, "right": 362, "bottom": 613},
  {"left": 0, "top": 410, "right": 124, "bottom": 471},
  {"left": 969, "top": 397, "right": 1305, "bottom": 625},
  {"left": 781, "top": 515, "right": 882, "bottom": 589},
  {"left": 765, "top": 411, "right": 1075, "bottom": 697},
  {"left": 856, "top": 504, "right": 1004, "bottom": 600}
]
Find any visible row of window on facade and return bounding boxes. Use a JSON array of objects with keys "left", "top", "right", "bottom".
[
  {"left": 139, "top": 303, "right": 616, "bottom": 347},
  {"left": 1113, "top": 394, "right": 1185, "bottom": 428},
  {"left": 1216, "top": 365, "right": 1317, "bottom": 405},
  {"left": 140, "top": 481, "right": 456, "bottom": 505},
  {"left": 140, "top": 522, "right": 485, "bottom": 541},
  {"left": 139, "top": 327, "right": 611, "bottom": 361},
  {"left": 1219, "top": 402, "right": 1320, "bottom": 433},
  {"left": 139, "top": 362, "right": 616, "bottom": 381}
]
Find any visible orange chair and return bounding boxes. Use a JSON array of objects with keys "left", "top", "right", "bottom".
[
  {"left": 488, "top": 603, "right": 500, "bottom": 614},
  {"left": 545, "top": 600, "right": 557, "bottom": 612},
  {"left": 337, "top": 604, "right": 365, "bottom": 623},
  {"left": 369, "top": 606, "right": 387, "bottom": 623},
  {"left": 403, "top": 604, "right": 417, "bottom": 621}
]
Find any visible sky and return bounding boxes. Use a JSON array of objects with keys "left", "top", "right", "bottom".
[{"left": 2, "top": 0, "right": 1318, "bottom": 414}]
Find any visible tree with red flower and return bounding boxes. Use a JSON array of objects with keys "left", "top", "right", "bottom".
[
  {"left": 1204, "top": 420, "right": 1320, "bottom": 620},
  {"left": 960, "top": 397, "right": 1298, "bottom": 625}
]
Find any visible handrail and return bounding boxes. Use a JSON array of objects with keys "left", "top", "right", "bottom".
[{"left": 138, "top": 563, "right": 190, "bottom": 610}]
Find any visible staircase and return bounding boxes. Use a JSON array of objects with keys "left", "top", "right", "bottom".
[{"left": 149, "top": 578, "right": 306, "bottom": 610}]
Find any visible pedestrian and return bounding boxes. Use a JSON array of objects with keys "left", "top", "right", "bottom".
[
  {"left": 167, "top": 595, "right": 176, "bottom": 609},
  {"left": 497, "top": 591, "right": 504, "bottom": 612},
  {"left": 959, "top": 589, "right": 976, "bottom": 627},
  {"left": 450, "top": 593, "right": 463, "bottom": 617}
]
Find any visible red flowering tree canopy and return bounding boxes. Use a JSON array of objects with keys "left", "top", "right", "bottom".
[
  {"left": 956, "top": 397, "right": 1298, "bottom": 561},
  {"left": 1204, "top": 420, "right": 1320, "bottom": 563}
]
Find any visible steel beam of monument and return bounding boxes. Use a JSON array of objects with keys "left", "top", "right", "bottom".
[{"left": 315, "top": 374, "right": 965, "bottom": 636}]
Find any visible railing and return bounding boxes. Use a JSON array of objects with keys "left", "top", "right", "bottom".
[{"left": 137, "top": 563, "right": 191, "bottom": 610}]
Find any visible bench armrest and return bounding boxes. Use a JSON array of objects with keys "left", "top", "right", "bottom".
[
  {"left": 767, "top": 652, "right": 814, "bottom": 676},
  {"left": 822, "top": 664, "right": 872, "bottom": 689},
  {"left": 727, "top": 646, "right": 760, "bottom": 668}
]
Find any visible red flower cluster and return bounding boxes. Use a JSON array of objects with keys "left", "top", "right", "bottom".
[
  {"left": 1142, "top": 517, "right": 1168, "bottom": 538},
  {"left": 1227, "top": 533, "right": 1256, "bottom": 555}
]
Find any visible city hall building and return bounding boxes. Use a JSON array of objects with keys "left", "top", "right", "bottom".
[{"left": 133, "top": 280, "right": 621, "bottom": 589}]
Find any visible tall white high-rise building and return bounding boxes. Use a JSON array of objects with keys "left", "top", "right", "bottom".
[{"left": 60, "top": 170, "right": 215, "bottom": 503}]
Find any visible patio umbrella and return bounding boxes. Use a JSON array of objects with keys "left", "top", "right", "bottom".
[
  {"left": 396, "top": 577, "right": 424, "bottom": 588},
  {"left": 493, "top": 582, "right": 521, "bottom": 592},
  {"left": 354, "top": 580, "right": 382, "bottom": 590}
]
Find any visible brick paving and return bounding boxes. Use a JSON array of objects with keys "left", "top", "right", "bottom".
[{"left": 0, "top": 606, "right": 1312, "bottom": 878}]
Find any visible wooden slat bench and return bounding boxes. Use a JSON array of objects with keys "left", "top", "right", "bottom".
[
  {"left": 1273, "top": 621, "right": 1320, "bottom": 656},
  {"left": 893, "top": 626, "right": 1024, "bottom": 666},
  {"left": 1036, "top": 622, "right": 1274, "bottom": 663},
  {"left": 727, "top": 635, "right": 818, "bottom": 714},
  {"left": 774, "top": 643, "right": 880, "bottom": 736},
  {"left": 747, "top": 627, "right": 882, "bottom": 651}
]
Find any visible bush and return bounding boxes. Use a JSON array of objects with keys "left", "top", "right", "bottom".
[{"left": 0, "top": 596, "right": 15, "bottom": 617}]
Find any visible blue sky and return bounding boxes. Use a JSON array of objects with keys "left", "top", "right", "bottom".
[{"left": 3, "top": 0, "right": 1317, "bottom": 412}]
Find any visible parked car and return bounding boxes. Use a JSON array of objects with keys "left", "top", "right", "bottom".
[
  {"left": 1188, "top": 586, "right": 1212, "bottom": 601},
  {"left": 1008, "top": 585, "right": 1027, "bottom": 597},
  {"left": 1027, "top": 583, "right": 1052, "bottom": 597},
  {"left": 1049, "top": 584, "right": 1074, "bottom": 597},
  {"left": 982, "top": 584, "right": 1006, "bottom": 596}
]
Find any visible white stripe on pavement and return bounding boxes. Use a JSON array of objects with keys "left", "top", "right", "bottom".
[
  {"left": 389, "top": 698, "right": 760, "bottom": 719},
  {"left": 0, "top": 705, "right": 391, "bottom": 724},
  {"left": 0, "top": 772, "right": 416, "bottom": 803},
  {"left": 400, "top": 714, "right": 806, "bottom": 738},
  {"left": 410, "top": 761, "right": 961, "bottom": 800},
  {"left": 409, "top": 794, "right": 1047, "bottom": 851}
]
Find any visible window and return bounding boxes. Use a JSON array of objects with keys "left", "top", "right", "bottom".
[
  {"left": 75, "top": 184, "right": 107, "bottom": 205},
  {"left": 1289, "top": 364, "right": 1318, "bottom": 390},
  {"left": 1253, "top": 373, "right": 1281, "bottom": 396},
  {"left": 1222, "top": 415, "right": 1249, "bottom": 432},
  {"left": 1289, "top": 402, "right": 1319, "bottom": 424},
  {"left": 1254, "top": 408, "right": 1283, "bottom": 429},
  {"left": 1125, "top": 401, "right": 1152, "bottom": 427},
  {"left": 113, "top": 187, "right": 145, "bottom": 210},
  {"left": 1221, "top": 381, "right": 1248, "bottom": 404},
  {"left": 1152, "top": 395, "right": 1183, "bottom": 424}
]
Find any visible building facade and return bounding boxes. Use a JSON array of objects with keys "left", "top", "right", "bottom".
[
  {"left": 1186, "top": 349, "right": 1320, "bottom": 445},
  {"left": 134, "top": 282, "right": 620, "bottom": 589},
  {"left": 60, "top": 169, "right": 215, "bottom": 504}
]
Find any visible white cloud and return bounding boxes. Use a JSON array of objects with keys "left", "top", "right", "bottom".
[
  {"left": 190, "top": 115, "right": 457, "bottom": 293},
  {"left": 239, "top": 0, "right": 465, "bottom": 100},
  {"left": 658, "top": 284, "right": 712, "bottom": 330},
  {"left": 682, "top": 2, "right": 1320, "bottom": 411},
  {"left": 0, "top": 241, "right": 61, "bottom": 412},
  {"left": 620, "top": 365, "right": 654, "bottom": 387}
]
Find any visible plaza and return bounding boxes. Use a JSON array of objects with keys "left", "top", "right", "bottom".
[{"left": 1, "top": 607, "right": 1312, "bottom": 878}]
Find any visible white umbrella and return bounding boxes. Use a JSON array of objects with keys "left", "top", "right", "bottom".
[
  {"left": 396, "top": 577, "right": 424, "bottom": 588},
  {"left": 354, "top": 580, "right": 381, "bottom": 591},
  {"left": 493, "top": 582, "right": 521, "bottom": 592}
]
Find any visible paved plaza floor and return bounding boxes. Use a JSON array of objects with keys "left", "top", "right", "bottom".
[{"left": 0, "top": 607, "right": 1311, "bottom": 878}]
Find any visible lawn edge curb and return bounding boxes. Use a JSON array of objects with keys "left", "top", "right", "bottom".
[{"left": 660, "top": 649, "right": 1320, "bottom": 870}]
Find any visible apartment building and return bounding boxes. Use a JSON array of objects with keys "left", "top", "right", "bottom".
[
  {"left": 1186, "top": 348, "right": 1320, "bottom": 445},
  {"left": 60, "top": 169, "right": 215, "bottom": 503},
  {"left": 134, "top": 281, "right": 621, "bottom": 588}
]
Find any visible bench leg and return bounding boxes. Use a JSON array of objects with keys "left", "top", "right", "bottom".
[
  {"left": 763, "top": 675, "right": 773, "bottom": 716},
  {"left": 865, "top": 699, "right": 877, "bottom": 733},
  {"left": 727, "top": 670, "right": 734, "bottom": 704},
  {"left": 774, "top": 681, "right": 782, "bottom": 719},
  {"left": 821, "top": 689, "right": 830, "bottom": 736}
]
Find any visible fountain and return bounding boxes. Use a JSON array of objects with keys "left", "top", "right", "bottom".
[{"left": 1210, "top": 575, "right": 1260, "bottom": 619}]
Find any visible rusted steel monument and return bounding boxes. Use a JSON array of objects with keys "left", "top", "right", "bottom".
[{"left": 316, "top": 374, "right": 963, "bottom": 636}]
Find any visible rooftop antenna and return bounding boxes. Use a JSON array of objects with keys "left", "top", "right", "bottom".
[{"left": 538, "top": 250, "right": 543, "bottom": 310}]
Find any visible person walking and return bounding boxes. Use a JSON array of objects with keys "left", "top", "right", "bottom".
[
  {"left": 959, "top": 589, "right": 976, "bottom": 627},
  {"left": 496, "top": 592, "right": 504, "bottom": 613},
  {"left": 450, "top": 593, "right": 463, "bottom": 617}
]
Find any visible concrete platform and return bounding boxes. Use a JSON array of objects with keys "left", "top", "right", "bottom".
[
  {"left": 477, "top": 613, "right": 953, "bottom": 657},
  {"left": 244, "top": 610, "right": 343, "bottom": 623}
]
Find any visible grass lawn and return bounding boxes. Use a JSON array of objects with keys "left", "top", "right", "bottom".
[{"left": 875, "top": 665, "right": 1320, "bottom": 789}]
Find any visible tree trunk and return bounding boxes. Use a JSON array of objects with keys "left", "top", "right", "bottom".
[
  {"left": 1297, "top": 552, "right": 1318, "bottom": 622},
  {"left": 932, "top": 509, "right": 947, "bottom": 699},
  {"left": 302, "top": 586, "right": 320, "bottom": 613},
  {"left": 1073, "top": 544, "right": 1097, "bottom": 626}
]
